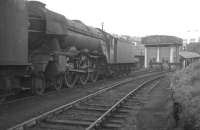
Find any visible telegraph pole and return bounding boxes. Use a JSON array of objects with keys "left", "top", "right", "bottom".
[{"left": 101, "top": 22, "right": 104, "bottom": 31}]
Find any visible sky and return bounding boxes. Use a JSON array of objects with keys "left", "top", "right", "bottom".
[{"left": 38, "top": 0, "right": 200, "bottom": 39}]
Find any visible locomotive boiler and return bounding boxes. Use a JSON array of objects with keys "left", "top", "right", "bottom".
[{"left": 0, "top": 0, "right": 137, "bottom": 100}]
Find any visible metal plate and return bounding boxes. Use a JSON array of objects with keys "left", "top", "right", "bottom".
[{"left": 116, "top": 39, "right": 136, "bottom": 63}]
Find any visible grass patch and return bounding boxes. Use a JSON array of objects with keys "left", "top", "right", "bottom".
[{"left": 170, "top": 62, "right": 200, "bottom": 130}]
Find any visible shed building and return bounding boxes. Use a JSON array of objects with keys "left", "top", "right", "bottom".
[
  {"left": 179, "top": 51, "right": 200, "bottom": 68},
  {"left": 141, "top": 35, "right": 183, "bottom": 68}
]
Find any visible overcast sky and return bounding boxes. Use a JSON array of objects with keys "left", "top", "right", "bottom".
[{"left": 39, "top": 0, "right": 200, "bottom": 39}]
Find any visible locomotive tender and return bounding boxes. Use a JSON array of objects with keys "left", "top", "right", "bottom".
[{"left": 0, "top": 0, "right": 137, "bottom": 99}]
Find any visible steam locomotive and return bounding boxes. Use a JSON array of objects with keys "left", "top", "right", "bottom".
[{"left": 0, "top": 0, "right": 138, "bottom": 99}]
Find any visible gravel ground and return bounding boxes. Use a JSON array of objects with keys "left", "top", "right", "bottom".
[
  {"left": 0, "top": 70, "right": 153, "bottom": 130},
  {"left": 119, "top": 77, "right": 175, "bottom": 130}
]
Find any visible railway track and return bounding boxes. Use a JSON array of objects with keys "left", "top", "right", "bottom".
[
  {"left": 1, "top": 69, "right": 155, "bottom": 106},
  {"left": 86, "top": 76, "right": 162, "bottom": 130},
  {"left": 7, "top": 71, "right": 165, "bottom": 130}
]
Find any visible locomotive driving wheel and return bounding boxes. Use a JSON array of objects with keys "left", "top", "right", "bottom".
[
  {"left": 79, "top": 71, "right": 90, "bottom": 85},
  {"left": 64, "top": 70, "right": 78, "bottom": 88},
  {"left": 79, "top": 55, "right": 90, "bottom": 85},
  {"left": 32, "top": 74, "right": 46, "bottom": 95}
]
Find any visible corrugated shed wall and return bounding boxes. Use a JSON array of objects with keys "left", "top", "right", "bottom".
[
  {"left": 146, "top": 47, "right": 157, "bottom": 65},
  {"left": 159, "top": 47, "right": 170, "bottom": 62}
]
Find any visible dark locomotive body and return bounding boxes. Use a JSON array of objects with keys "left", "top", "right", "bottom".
[{"left": 0, "top": 0, "right": 138, "bottom": 98}]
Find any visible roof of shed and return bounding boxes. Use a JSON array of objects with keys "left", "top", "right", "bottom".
[
  {"left": 141, "top": 35, "right": 183, "bottom": 45},
  {"left": 179, "top": 51, "right": 200, "bottom": 59}
]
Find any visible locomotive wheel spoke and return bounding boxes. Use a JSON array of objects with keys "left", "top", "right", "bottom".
[
  {"left": 91, "top": 72, "right": 99, "bottom": 82},
  {"left": 91, "top": 69, "right": 99, "bottom": 82},
  {"left": 79, "top": 71, "right": 90, "bottom": 85},
  {"left": 90, "top": 62, "right": 99, "bottom": 82},
  {"left": 78, "top": 54, "right": 90, "bottom": 85},
  {"left": 32, "top": 77, "right": 46, "bottom": 95},
  {"left": 64, "top": 70, "right": 78, "bottom": 88},
  {"left": 54, "top": 76, "right": 63, "bottom": 91}
]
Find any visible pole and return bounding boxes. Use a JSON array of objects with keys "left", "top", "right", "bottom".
[{"left": 101, "top": 22, "right": 104, "bottom": 31}]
